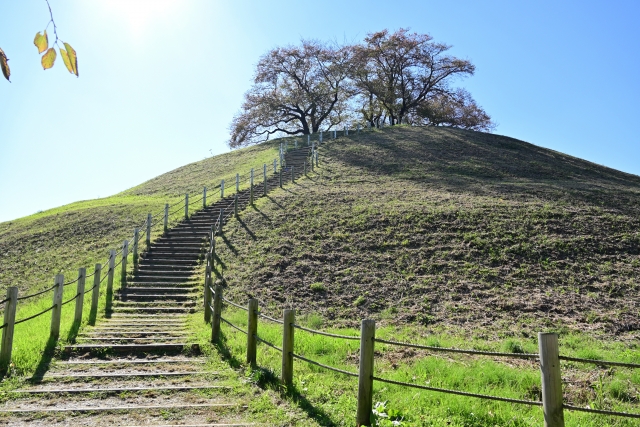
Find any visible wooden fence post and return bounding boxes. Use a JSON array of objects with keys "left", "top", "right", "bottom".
[
  {"left": 320, "top": 131, "right": 323, "bottom": 143},
  {"left": 50, "top": 274, "right": 64, "bottom": 339},
  {"left": 132, "top": 228, "right": 139, "bottom": 271},
  {"left": 91, "top": 263, "right": 101, "bottom": 315},
  {"left": 184, "top": 193, "right": 189, "bottom": 219},
  {"left": 304, "top": 161, "right": 307, "bottom": 176},
  {"left": 250, "top": 169, "right": 254, "bottom": 205},
  {"left": 221, "top": 179, "right": 225, "bottom": 198},
  {"left": 263, "top": 163, "right": 267, "bottom": 196},
  {"left": 74, "top": 268, "right": 86, "bottom": 325},
  {"left": 539, "top": 333, "right": 565, "bottom": 427},
  {"left": 291, "top": 165, "right": 295, "bottom": 183},
  {"left": 247, "top": 299, "right": 258, "bottom": 367},
  {"left": 204, "top": 257, "right": 212, "bottom": 323},
  {"left": 107, "top": 249, "right": 115, "bottom": 297},
  {"left": 164, "top": 203, "right": 169, "bottom": 232},
  {"left": 121, "top": 240, "right": 129, "bottom": 289},
  {"left": 281, "top": 309, "right": 295, "bottom": 386},
  {"left": 295, "top": 139, "right": 297, "bottom": 149},
  {"left": 236, "top": 173, "right": 240, "bottom": 192},
  {"left": 234, "top": 193, "right": 238, "bottom": 218},
  {"left": 211, "top": 285, "right": 222, "bottom": 342},
  {"left": 218, "top": 208, "right": 224, "bottom": 234},
  {"left": 0, "top": 286, "right": 18, "bottom": 373},
  {"left": 203, "top": 187, "right": 207, "bottom": 208},
  {"left": 356, "top": 319, "right": 376, "bottom": 426},
  {"left": 279, "top": 168, "right": 283, "bottom": 188},
  {"left": 146, "top": 213, "right": 151, "bottom": 250},
  {"left": 307, "top": 134, "right": 310, "bottom": 146},
  {"left": 315, "top": 150, "right": 319, "bottom": 167},
  {"left": 273, "top": 159, "right": 277, "bottom": 174}
]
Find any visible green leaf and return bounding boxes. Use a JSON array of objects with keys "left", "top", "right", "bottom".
[
  {"left": 60, "top": 47, "right": 73, "bottom": 74},
  {"left": 63, "top": 42, "right": 78, "bottom": 76},
  {"left": 0, "top": 48, "right": 10, "bottom": 82},
  {"left": 34, "top": 30, "right": 48, "bottom": 54},
  {"left": 41, "top": 48, "right": 56, "bottom": 70}
]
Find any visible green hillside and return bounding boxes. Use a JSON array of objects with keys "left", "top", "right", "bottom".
[{"left": 218, "top": 126, "right": 640, "bottom": 337}]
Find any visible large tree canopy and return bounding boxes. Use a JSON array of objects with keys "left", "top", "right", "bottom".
[
  {"left": 229, "top": 41, "right": 351, "bottom": 148},
  {"left": 228, "top": 29, "right": 494, "bottom": 148}
]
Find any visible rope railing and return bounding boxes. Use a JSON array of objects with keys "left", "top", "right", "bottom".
[
  {"left": 374, "top": 338, "right": 539, "bottom": 360},
  {"left": 220, "top": 316, "right": 248, "bottom": 335},
  {"left": 16, "top": 283, "right": 58, "bottom": 301},
  {"left": 292, "top": 352, "right": 359, "bottom": 378},
  {"left": 563, "top": 404, "right": 640, "bottom": 419},
  {"left": 255, "top": 335, "right": 282, "bottom": 352},
  {"left": 168, "top": 198, "right": 185, "bottom": 209},
  {"left": 559, "top": 355, "right": 640, "bottom": 369},
  {"left": 292, "top": 323, "right": 360, "bottom": 341},
  {"left": 372, "top": 376, "right": 543, "bottom": 407},
  {"left": 61, "top": 293, "right": 81, "bottom": 307},
  {"left": 13, "top": 304, "right": 56, "bottom": 326},
  {"left": 222, "top": 297, "right": 248, "bottom": 311},
  {"left": 257, "top": 312, "right": 283, "bottom": 324},
  {"left": 63, "top": 276, "right": 80, "bottom": 286}
]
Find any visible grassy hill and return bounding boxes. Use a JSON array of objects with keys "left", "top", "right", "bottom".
[
  {"left": 218, "top": 126, "right": 640, "bottom": 337},
  {"left": 2, "top": 125, "right": 639, "bottom": 425}
]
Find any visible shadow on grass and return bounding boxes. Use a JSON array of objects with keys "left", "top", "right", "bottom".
[
  {"left": 219, "top": 233, "right": 238, "bottom": 256},
  {"left": 236, "top": 217, "right": 257, "bottom": 240},
  {"left": 28, "top": 335, "right": 57, "bottom": 383},
  {"left": 213, "top": 335, "right": 337, "bottom": 427},
  {"left": 66, "top": 320, "right": 81, "bottom": 344}
]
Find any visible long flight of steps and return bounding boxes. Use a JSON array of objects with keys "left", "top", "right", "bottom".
[{"left": 0, "top": 147, "right": 312, "bottom": 426}]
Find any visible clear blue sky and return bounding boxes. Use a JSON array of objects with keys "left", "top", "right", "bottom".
[{"left": 1, "top": 0, "right": 638, "bottom": 223}]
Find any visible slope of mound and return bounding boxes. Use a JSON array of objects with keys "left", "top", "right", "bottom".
[
  {"left": 0, "top": 141, "right": 279, "bottom": 296},
  {"left": 217, "top": 126, "right": 640, "bottom": 338}
]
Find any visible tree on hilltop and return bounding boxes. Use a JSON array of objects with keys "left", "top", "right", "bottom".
[{"left": 228, "top": 40, "right": 352, "bottom": 148}]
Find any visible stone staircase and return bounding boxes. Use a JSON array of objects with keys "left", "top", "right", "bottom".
[{"left": 0, "top": 146, "right": 312, "bottom": 426}]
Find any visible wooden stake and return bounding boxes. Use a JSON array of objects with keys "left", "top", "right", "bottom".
[
  {"left": 291, "top": 165, "right": 294, "bottom": 183},
  {"left": 121, "top": 240, "right": 129, "bottom": 289},
  {"left": 132, "top": 228, "right": 139, "bottom": 271},
  {"left": 218, "top": 209, "right": 224, "bottom": 234},
  {"left": 203, "top": 186, "right": 207, "bottom": 208},
  {"left": 234, "top": 193, "right": 238, "bottom": 218},
  {"left": 221, "top": 179, "right": 225, "bottom": 198},
  {"left": 107, "top": 250, "right": 115, "bottom": 297},
  {"left": 279, "top": 168, "right": 283, "bottom": 188},
  {"left": 204, "top": 259, "right": 212, "bottom": 323},
  {"left": 250, "top": 169, "right": 254, "bottom": 205},
  {"left": 539, "top": 333, "right": 565, "bottom": 427},
  {"left": 0, "top": 287, "right": 18, "bottom": 373},
  {"left": 247, "top": 299, "right": 258, "bottom": 367},
  {"left": 281, "top": 309, "right": 295, "bottom": 386},
  {"left": 263, "top": 164, "right": 267, "bottom": 196},
  {"left": 356, "top": 319, "right": 376, "bottom": 426},
  {"left": 273, "top": 159, "right": 277, "bottom": 174},
  {"left": 163, "top": 204, "right": 169, "bottom": 232},
  {"left": 50, "top": 274, "right": 64, "bottom": 339},
  {"left": 236, "top": 173, "right": 239, "bottom": 192},
  {"left": 184, "top": 193, "right": 189, "bottom": 220},
  {"left": 74, "top": 268, "right": 86, "bottom": 325},
  {"left": 146, "top": 213, "right": 151, "bottom": 250},
  {"left": 211, "top": 285, "right": 222, "bottom": 342},
  {"left": 91, "top": 263, "right": 101, "bottom": 316}
]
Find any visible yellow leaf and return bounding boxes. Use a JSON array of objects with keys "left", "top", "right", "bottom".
[
  {"left": 0, "top": 47, "right": 10, "bottom": 82},
  {"left": 34, "top": 31, "right": 48, "bottom": 54},
  {"left": 41, "top": 48, "right": 56, "bottom": 70},
  {"left": 63, "top": 42, "right": 78, "bottom": 76},
  {"left": 60, "top": 48, "right": 73, "bottom": 74}
]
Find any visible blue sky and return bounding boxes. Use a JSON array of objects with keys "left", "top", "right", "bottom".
[{"left": 1, "top": 0, "right": 638, "bottom": 223}]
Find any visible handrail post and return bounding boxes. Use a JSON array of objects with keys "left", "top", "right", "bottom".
[
  {"left": 273, "top": 159, "right": 277, "bottom": 174},
  {"left": 304, "top": 161, "right": 307, "bottom": 176},
  {"left": 211, "top": 285, "right": 222, "bottom": 342},
  {"left": 279, "top": 167, "right": 283, "bottom": 188},
  {"left": 184, "top": 193, "right": 189, "bottom": 220},
  {"left": 221, "top": 179, "right": 225, "bottom": 198},
  {"left": 291, "top": 165, "right": 294, "bottom": 183},
  {"left": 234, "top": 193, "right": 238, "bottom": 218},
  {"left": 107, "top": 249, "right": 115, "bottom": 297},
  {"left": 146, "top": 213, "right": 151, "bottom": 250},
  {"left": 356, "top": 319, "right": 376, "bottom": 426},
  {"left": 320, "top": 130, "right": 323, "bottom": 143},
  {"left": 263, "top": 163, "right": 267, "bottom": 196},
  {"left": 204, "top": 255, "right": 212, "bottom": 323},
  {"left": 250, "top": 168, "right": 254, "bottom": 205},
  {"left": 74, "top": 268, "right": 86, "bottom": 325},
  {"left": 294, "top": 139, "right": 297, "bottom": 149},
  {"left": 203, "top": 186, "right": 207, "bottom": 208},
  {"left": 539, "top": 333, "right": 565, "bottom": 427},
  {"left": 91, "top": 263, "right": 101, "bottom": 317},
  {"left": 247, "top": 299, "right": 258, "bottom": 368},
  {"left": 315, "top": 150, "right": 319, "bottom": 167},
  {"left": 132, "top": 228, "right": 139, "bottom": 271},
  {"left": 0, "top": 287, "right": 18, "bottom": 373},
  {"left": 163, "top": 203, "right": 169, "bottom": 232},
  {"left": 121, "top": 240, "right": 129, "bottom": 289},
  {"left": 307, "top": 134, "right": 310, "bottom": 146},
  {"left": 281, "top": 309, "right": 295, "bottom": 386},
  {"left": 236, "top": 173, "right": 239, "bottom": 192},
  {"left": 218, "top": 208, "right": 224, "bottom": 234},
  {"left": 50, "top": 274, "right": 64, "bottom": 339}
]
